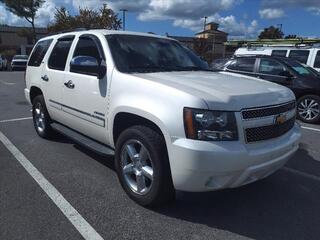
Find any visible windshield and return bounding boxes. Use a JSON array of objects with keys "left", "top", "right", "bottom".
[
  {"left": 284, "top": 58, "right": 319, "bottom": 77},
  {"left": 106, "top": 34, "right": 209, "bottom": 73},
  {"left": 13, "top": 55, "right": 28, "bottom": 60}
]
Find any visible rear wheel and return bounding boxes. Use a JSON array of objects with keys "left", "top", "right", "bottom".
[
  {"left": 297, "top": 95, "right": 320, "bottom": 123},
  {"left": 32, "top": 95, "right": 55, "bottom": 138},
  {"left": 115, "top": 125, "right": 175, "bottom": 207}
]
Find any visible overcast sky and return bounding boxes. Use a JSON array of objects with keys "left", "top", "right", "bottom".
[{"left": 1, "top": 0, "right": 320, "bottom": 39}]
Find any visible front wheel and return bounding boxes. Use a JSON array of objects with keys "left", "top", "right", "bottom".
[
  {"left": 115, "top": 125, "right": 175, "bottom": 207},
  {"left": 297, "top": 95, "right": 320, "bottom": 124}
]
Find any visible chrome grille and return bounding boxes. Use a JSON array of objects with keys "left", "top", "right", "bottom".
[
  {"left": 242, "top": 101, "right": 296, "bottom": 120},
  {"left": 245, "top": 117, "right": 295, "bottom": 143}
]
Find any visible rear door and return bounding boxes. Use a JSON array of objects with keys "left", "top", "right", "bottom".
[
  {"left": 61, "top": 34, "right": 108, "bottom": 143},
  {"left": 26, "top": 38, "right": 53, "bottom": 97},
  {"left": 256, "top": 58, "right": 293, "bottom": 87},
  {"left": 42, "top": 35, "right": 75, "bottom": 123},
  {"left": 225, "top": 57, "right": 257, "bottom": 77}
]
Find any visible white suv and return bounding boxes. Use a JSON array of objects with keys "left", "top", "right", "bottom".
[{"left": 25, "top": 30, "right": 301, "bottom": 206}]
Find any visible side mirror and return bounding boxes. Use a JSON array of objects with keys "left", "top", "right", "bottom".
[
  {"left": 281, "top": 70, "right": 294, "bottom": 80},
  {"left": 70, "top": 56, "right": 106, "bottom": 79}
]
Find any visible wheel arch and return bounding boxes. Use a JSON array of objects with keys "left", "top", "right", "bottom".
[
  {"left": 111, "top": 109, "right": 170, "bottom": 148},
  {"left": 30, "top": 86, "right": 43, "bottom": 104}
]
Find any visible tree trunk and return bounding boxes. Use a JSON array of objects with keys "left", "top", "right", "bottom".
[{"left": 31, "top": 18, "right": 36, "bottom": 44}]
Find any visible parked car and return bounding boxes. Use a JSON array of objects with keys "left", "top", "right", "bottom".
[
  {"left": 25, "top": 30, "right": 301, "bottom": 206},
  {"left": 235, "top": 46, "right": 320, "bottom": 72},
  {"left": 212, "top": 55, "right": 320, "bottom": 123},
  {"left": 0, "top": 55, "right": 8, "bottom": 71},
  {"left": 11, "top": 55, "right": 28, "bottom": 71}
]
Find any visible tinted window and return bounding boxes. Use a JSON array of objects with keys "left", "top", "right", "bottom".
[
  {"left": 258, "top": 59, "right": 286, "bottom": 76},
  {"left": 271, "top": 50, "right": 287, "bottom": 57},
  {"left": 288, "top": 50, "right": 309, "bottom": 64},
  {"left": 228, "top": 58, "right": 256, "bottom": 72},
  {"left": 48, "top": 37, "right": 74, "bottom": 71},
  {"left": 28, "top": 39, "right": 53, "bottom": 67},
  {"left": 314, "top": 51, "right": 320, "bottom": 68},
  {"left": 73, "top": 37, "right": 101, "bottom": 60},
  {"left": 283, "top": 58, "right": 319, "bottom": 77},
  {"left": 106, "top": 34, "right": 208, "bottom": 73}
]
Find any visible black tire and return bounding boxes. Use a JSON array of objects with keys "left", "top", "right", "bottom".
[
  {"left": 32, "top": 95, "right": 55, "bottom": 138},
  {"left": 297, "top": 95, "right": 320, "bottom": 124},
  {"left": 115, "top": 125, "right": 175, "bottom": 207}
]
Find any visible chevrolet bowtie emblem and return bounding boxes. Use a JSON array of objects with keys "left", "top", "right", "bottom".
[{"left": 275, "top": 114, "right": 287, "bottom": 125}]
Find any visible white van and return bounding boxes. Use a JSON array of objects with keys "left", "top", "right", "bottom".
[{"left": 235, "top": 46, "right": 320, "bottom": 72}]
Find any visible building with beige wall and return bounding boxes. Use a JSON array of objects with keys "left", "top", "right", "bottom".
[{"left": 169, "top": 22, "right": 228, "bottom": 62}]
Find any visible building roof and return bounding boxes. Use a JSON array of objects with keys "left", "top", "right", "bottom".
[
  {"left": 0, "top": 25, "right": 48, "bottom": 34},
  {"left": 168, "top": 35, "right": 195, "bottom": 42},
  {"left": 195, "top": 29, "right": 228, "bottom": 36}
]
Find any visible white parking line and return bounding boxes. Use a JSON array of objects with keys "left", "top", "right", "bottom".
[
  {"left": 283, "top": 167, "right": 320, "bottom": 182},
  {"left": 0, "top": 131, "right": 104, "bottom": 240},
  {"left": 301, "top": 126, "right": 320, "bottom": 133},
  {"left": 0, "top": 117, "right": 32, "bottom": 123}
]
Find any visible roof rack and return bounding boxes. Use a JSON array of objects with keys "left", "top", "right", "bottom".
[
  {"left": 47, "top": 28, "right": 88, "bottom": 36},
  {"left": 245, "top": 39, "right": 320, "bottom": 49}
]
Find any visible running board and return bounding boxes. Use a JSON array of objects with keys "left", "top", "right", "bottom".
[{"left": 51, "top": 123, "right": 115, "bottom": 156}]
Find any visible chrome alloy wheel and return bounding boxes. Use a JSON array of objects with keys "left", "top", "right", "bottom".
[
  {"left": 34, "top": 102, "right": 46, "bottom": 133},
  {"left": 298, "top": 98, "right": 320, "bottom": 121},
  {"left": 120, "top": 140, "right": 154, "bottom": 195}
]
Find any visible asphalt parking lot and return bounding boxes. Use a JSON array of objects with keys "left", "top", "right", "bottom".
[{"left": 1, "top": 72, "right": 320, "bottom": 240}]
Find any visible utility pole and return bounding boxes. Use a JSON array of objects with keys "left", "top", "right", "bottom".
[
  {"left": 120, "top": 9, "right": 128, "bottom": 31},
  {"left": 277, "top": 23, "right": 283, "bottom": 33}
]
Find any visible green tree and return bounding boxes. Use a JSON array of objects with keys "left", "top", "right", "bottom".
[
  {"left": 0, "top": 0, "right": 45, "bottom": 43},
  {"left": 48, "top": 4, "right": 121, "bottom": 33},
  {"left": 285, "top": 34, "right": 298, "bottom": 39},
  {"left": 258, "top": 26, "right": 284, "bottom": 39}
]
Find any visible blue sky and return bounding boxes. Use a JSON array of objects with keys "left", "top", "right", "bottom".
[{"left": 1, "top": 0, "right": 320, "bottom": 39}]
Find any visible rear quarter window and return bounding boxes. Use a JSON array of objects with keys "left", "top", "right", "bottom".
[
  {"left": 288, "top": 50, "right": 310, "bottom": 64},
  {"left": 227, "top": 58, "right": 256, "bottom": 72},
  {"left": 28, "top": 39, "right": 53, "bottom": 67},
  {"left": 271, "top": 50, "right": 287, "bottom": 57}
]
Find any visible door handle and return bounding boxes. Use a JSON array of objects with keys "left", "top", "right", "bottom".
[
  {"left": 64, "top": 80, "right": 75, "bottom": 89},
  {"left": 41, "top": 75, "right": 49, "bottom": 81}
]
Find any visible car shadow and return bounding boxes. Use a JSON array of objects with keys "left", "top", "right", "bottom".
[
  {"left": 52, "top": 133, "right": 320, "bottom": 239},
  {"left": 153, "top": 147, "right": 320, "bottom": 240}
]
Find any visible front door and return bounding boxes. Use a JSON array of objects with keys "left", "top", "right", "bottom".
[
  {"left": 256, "top": 58, "right": 293, "bottom": 87},
  {"left": 61, "top": 34, "right": 108, "bottom": 144}
]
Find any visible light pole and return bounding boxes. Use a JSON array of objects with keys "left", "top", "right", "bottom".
[
  {"left": 203, "top": 16, "right": 208, "bottom": 32},
  {"left": 120, "top": 9, "right": 128, "bottom": 31}
]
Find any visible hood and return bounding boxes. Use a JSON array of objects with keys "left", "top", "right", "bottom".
[{"left": 133, "top": 71, "right": 295, "bottom": 111}]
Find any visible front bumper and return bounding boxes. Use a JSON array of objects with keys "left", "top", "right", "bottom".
[
  {"left": 24, "top": 88, "right": 31, "bottom": 104},
  {"left": 169, "top": 123, "right": 301, "bottom": 192}
]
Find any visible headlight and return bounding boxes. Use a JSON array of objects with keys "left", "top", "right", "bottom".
[{"left": 183, "top": 108, "right": 238, "bottom": 141}]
